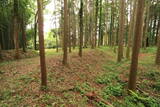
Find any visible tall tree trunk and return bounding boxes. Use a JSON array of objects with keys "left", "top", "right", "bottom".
[
  {"left": 128, "top": 0, "right": 145, "bottom": 91},
  {"left": 34, "top": 12, "right": 38, "bottom": 50},
  {"left": 94, "top": 0, "right": 99, "bottom": 48},
  {"left": 37, "top": 0, "right": 47, "bottom": 88},
  {"left": 13, "top": 0, "right": 19, "bottom": 59},
  {"left": 153, "top": 15, "right": 157, "bottom": 45},
  {"left": 109, "top": 0, "right": 114, "bottom": 46},
  {"left": 155, "top": 28, "right": 160, "bottom": 65},
  {"left": 63, "top": 0, "right": 68, "bottom": 65},
  {"left": 79, "top": 0, "right": 83, "bottom": 57},
  {"left": 68, "top": 3, "right": 72, "bottom": 53},
  {"left": 72, "top": 9, "right": 76, "bottom": 49},
  {"left": 98, "top": 0, "right": 103, "bottom": 46},
  {"left": 55, "top": 33, "right": 59, "bottom": 52},
  {"left": 84, "top": 0, "right": 89, "bottom": 48},
  {"left": 142, "top": 1, "right": 150, "bottom": 49},
  {"left": 54, "top": 14, "right": 59, "bottom": 53},
  {"left": 126, "top": 0, "right": 137, "bottom": 59},
  {"left": 21, "top": 15, "right": 26, "bottom": 52},
  {"left": 117, "top": 0, "right": 125, "bottom": 62}
]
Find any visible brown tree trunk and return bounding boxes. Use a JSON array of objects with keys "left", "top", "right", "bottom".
[
  {"left": 142, "top": 1, "right": 150, "bottom": 49},
  {"left": 79, "top": 0, "right": 83, "bottom": 57},
  {"left": 68, "top": 4, "right": 72, "bottom": 53},
  {"left": 13, "top": 0, "right": 19, "bottom": 59},
  {"left": 155, "top": 28, "right": 160, "bottom": 65},
  {"left": 84, "top": 0, "right": 89, "bottom": 48},
  {"left": 117, "top": 0, "right": 125, "bottom": 62},
  {"left": 72, "top": 7, "right": 77, "bottom": 50},
  {"left": 128, "top": 0, "right": 145, "bottom": 91},
  {"left": 34, "top": 11, "right": 38, "bottom": 50},
  {"left": 126, "top": 0, "right": 137, "bottom": 59},
  {"left": 21, "top": 15, "right": 26, "bottom": 52},
  {"left": 63, "top": 0, "right": 68, "bottom": 65},
  {"left": 94, "top": 0, "right": 99, "bottom": 48},
  {"left": 37, "top": 0, "right": 47, "bottom": 88}
]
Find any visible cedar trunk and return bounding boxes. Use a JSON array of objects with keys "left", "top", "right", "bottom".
[
  {"left": 126, "top": 0, "right": 137, "bottom": 59},
  {"left": 155, "top": 28, "right": 160, "bottom": 65},
  {"left": 128, "top": 0, "right": 145, "bottom": 91},
  {"left": 21, "top": 16, "right": 26, "bottom": 52},
  {"left": 13, "top": 0, "right": 19, "bottom": 59},
  {"left": 63, "top": 0, "right": 68, "bottom": 65},
  {"left": 79, "top": 0, "right": 83, "bottom": 57},
  {"left": 37, "top": 0, "right": 47, "bottom": 88},
  {"left": 117, "top": 0, "right": 125, "bottom": 62}
]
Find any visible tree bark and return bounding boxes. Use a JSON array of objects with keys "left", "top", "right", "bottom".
[
  {"left": 94, "top": 0, "right": 99, "bottom": 48},
  {"left": 128, "top": 0, "right": 145, "bottom": 91},
  {"left": 13, "top": 0, "right": 19, "bottom": 59},
  {"left": 117, "top": 0, "right": 125, "bottom": 62},
  {"left": 37, "top": 0, "right": 47, "bottom": 88},
  {"left": 68, "top": 2, "right": 72, "bottom": 53},
  {"left": 98, "top": 0, "right": 103, "bottom": 46},
  {"left": 79, "top": 0, "right": 83, "bottom": 57},
  {"left": 126, "top": 0, "right": 137, "bottom": 59},
  {"left": 142, "top": 1, "right": 151, "bottom": 49},
  {"left": 63, "top": 0, "right": 68, "bottom": 65},
  {"left": 34, "top": 11, "right": 38, "bottom": 50},
  {"left": 21, "top": 15, "right": 26, "bottom": 52}
]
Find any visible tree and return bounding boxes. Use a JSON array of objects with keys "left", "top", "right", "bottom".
[
  {"left": 34, "top": 12, "right": 38, "bottom": 50},
  {"left": 117, "top": 0, "right": 125, "bottom": 62},
  {"left": 98, "top": 0, "right": 103, "bottom": 46},
  {"left": 94, "top": 0, "right": 99, "bottom": 48},
  {"left": 63, "top": 0, "right": 68, "bottom": 65},
  {"left": 142, "top": 0, "right": 151, "bottom": 49},
  {"left": 68, "top": 0, "right": 72, "bottom": 53},
  {"left": 128, "top": 0, "right": 145, "bottom": 91},
  {"left": 21, "top": 14, "right": 27, "bottom": 52},
  {"left": 126, "top": 0, "right": 137, "bottom": 59},
  {"left": 37, "top": 0, "right": 47, "bottom": 88},
  {"left": 13, "top": 0, "right": 19, "bottom": 59},
  {"left": 155, "top": 28, "right": 160, "bottom": 65},
  {"left": 79, "top": 0, "right": 83, "bottom": 57}
]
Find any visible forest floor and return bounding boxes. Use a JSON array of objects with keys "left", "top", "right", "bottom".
[{"left": 0, "top": 47, "right": 160, "bottom": 107}]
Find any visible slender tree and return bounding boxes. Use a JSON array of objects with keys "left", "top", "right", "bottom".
[
  {"left": 98, "top": 0, "right": 103, "bottom": 46},
  {"left": 155, "top": 28, "right": 160, "bottom": 65},
  {"left": 13, "top": 0, "right": 19, "bottom": 59},
  {"left": 34, "top": 12, "right": 38, "bottom": 50},
  {"left": 94, "top": 0, "right": 99, "bottom": 48},
  {"left": 37, "top": 0, "right": 47, "bottom": 88},
  {"left": 142, "top": 0, "right": 151, "bottom": 49},
  {"left": 128, "top": 0, "right": 145, "bottom": 91},
  {"left": 63, "top": 0, "right": 68, "bottom": 65},
  {"left": 79, "top": 0, "right": 83, "bottom": 57},
  {"left": 68, "top": 0, "right": 72, "bottom": 53},
  {"left": 117, "top": 0, "right": 125, "bottom": 62},
  {"left": 126, "top": 0, "right": 137, "bottom": 59},
  {"left": 21, "top": 14, "right": 26, "bottom": 52}
]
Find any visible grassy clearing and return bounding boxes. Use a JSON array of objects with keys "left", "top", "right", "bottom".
[{"left": 0, "top": 47, "right": 160, "bottom": 107}]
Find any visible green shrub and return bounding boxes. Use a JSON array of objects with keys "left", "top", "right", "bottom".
[
  {"left": 102, "top": 83, "right": 123, "bottom": 98},
  {"left": 96, "top": 72, "right": 119, "bottom": 85}
]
